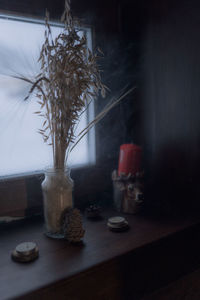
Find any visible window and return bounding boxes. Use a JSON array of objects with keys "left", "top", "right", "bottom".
[{"left": 0, "top": 15, "right": 95, "bottom": 177}]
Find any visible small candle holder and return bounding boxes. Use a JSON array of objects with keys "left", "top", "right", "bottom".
[{"left": 112, "top": 170, "right": 144, "bottom": 214}]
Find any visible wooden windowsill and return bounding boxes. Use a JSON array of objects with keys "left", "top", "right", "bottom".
[{"left": 1, "top": 211, "right": 200, "bottom": 300}]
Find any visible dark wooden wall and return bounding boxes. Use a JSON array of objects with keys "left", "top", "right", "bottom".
[
  {"left": 111, "top": 0, "right": 200, "bottom": 216},
  {"left": 139, "top": 0, "right": 200, "bottom": 215}
]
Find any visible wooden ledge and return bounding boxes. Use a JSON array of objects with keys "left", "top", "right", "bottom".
[{"left": 0, "top": 211, "right": 200, "bottom": 300}]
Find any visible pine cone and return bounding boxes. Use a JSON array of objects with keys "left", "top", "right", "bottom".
[{"left": 63, "top": 208, "right": 85, "bottom": 243}]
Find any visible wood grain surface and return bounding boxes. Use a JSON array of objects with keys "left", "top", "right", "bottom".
[{"left": 0, "top": 211, "right": 200, "bottom": 300}]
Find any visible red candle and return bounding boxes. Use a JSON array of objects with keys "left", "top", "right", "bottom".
[{"left": 118, "top": 144, "right": 142, "bottom": 176}]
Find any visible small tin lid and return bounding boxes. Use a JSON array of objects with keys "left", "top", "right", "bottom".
[
  {"left": 107, "top": 216, "right": 129, "bottom": 232},
  {"left": 16, "top": 242, "right": 37, "bottom": 256},
  {"left": 107, "top": 220, "right": 128, "bottom": 228},
  {"left": 108, "top": 216, "right": 125, "bottom": 226},
  {"left": 12, "top": 242, "right": 39, "bottom": 263}
]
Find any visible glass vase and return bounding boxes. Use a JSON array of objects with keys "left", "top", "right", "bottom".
[{"left": 41, "top": 168, "right": 74, "bottom": 239}]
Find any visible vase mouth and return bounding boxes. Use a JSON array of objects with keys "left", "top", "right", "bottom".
[{"left": 43, "top": 167, "right": 71, "bottom": 174}]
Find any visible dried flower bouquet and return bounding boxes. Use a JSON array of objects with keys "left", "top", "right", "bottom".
[{"left": 14, "top": 0, "right": 134, "bottom": 170}]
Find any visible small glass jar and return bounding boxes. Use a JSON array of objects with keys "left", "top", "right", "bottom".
[{"left": 41, "top": 168, "right": 74, "bottom": 239}]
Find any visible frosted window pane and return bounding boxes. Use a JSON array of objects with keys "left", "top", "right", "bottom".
[{"left": 0, "top": 18, "right": 91, "bottom": 177}]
